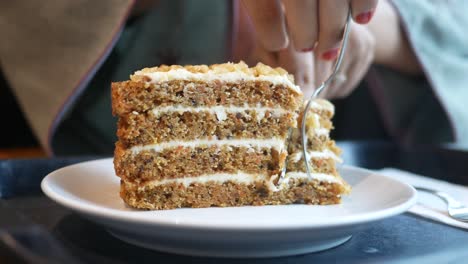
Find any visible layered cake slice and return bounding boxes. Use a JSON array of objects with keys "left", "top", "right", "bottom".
[
  {"left": 112, "top": 62, "right": 349, "bottom": 210},
  {"left": 284, "top": 99, "right": 351, "bottom": 204}
]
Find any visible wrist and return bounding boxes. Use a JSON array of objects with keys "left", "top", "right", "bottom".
[{"left": 367, "top": 0, "right": 422, "bottom": 74}]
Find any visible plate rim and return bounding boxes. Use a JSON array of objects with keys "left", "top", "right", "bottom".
[{"left": 41, "top": 158, "right": 417, "bottom": 231}]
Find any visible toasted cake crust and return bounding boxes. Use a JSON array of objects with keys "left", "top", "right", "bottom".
[{"left": 133, "top": 61, "right": 293, "bottom": 79}]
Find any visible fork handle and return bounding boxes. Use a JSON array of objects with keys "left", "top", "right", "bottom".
[{"left": 414, "top": 186, "right": 464, "bottom": 208}]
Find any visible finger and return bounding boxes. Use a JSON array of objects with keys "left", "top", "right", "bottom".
[
  {"left": 314, "top": 39, "right": 350, "bottom": 99},
  {"left": 249, "top": 45, "right": 279, "bottom": 67},
  {"left": 232, "top": 2, "right": 257, "bottom": 62},
  {"left": 242, "top": 0, "right": 289, "bottom": 51},
  {"left": 281, "top": 0, "right": 319, "bottom": 52},
  {"left": 330, "top": 63, "right": 352, "bottom": 99},
  {"left": 325, "top": 24, "right": 355, "bottom": 99},
  {"left": 316, "top": 0, "right": 349, "bottom": 61},
  {"left": 333, "top": 51, "right": 371, "bottom": 99},
  {"left": 335, "top": 59, "right": 374, "bottom": 99},
  {"left": 277, "top": 44, "right": 315, "bottom": 97},
  {"left": 327, "top": 67, "right": 350, "bottom": 99},
  {"left": 351, "top": 0, "right": 378, "bottom": 24},
  {"left": 313, "top": 57, "right": 333, "bottom": 99},
  {"left": 334, "top": 24, "right": 375, "bottom": 98}
]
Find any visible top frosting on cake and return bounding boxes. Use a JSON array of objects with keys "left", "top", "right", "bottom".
[
  {"left": 309, "top": 99, "right": 335, "bottom": 115},
  {"left": 131, "top": 61, "right": 302, "bottom": 94}
]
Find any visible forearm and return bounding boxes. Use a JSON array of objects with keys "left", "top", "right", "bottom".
[{"left": 368, "top": 0, "right": 422, "bottom": 75}]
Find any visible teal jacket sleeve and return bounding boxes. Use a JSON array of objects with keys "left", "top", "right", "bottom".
[{"left": 368, "top": 0, "right": 468, "bottom": 148}]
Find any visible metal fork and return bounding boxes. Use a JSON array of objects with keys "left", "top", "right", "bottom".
[
  {"left": 277, "top": 11, "right": 352, "bottom": 184},
  {"left": 415, "top": 186, "right": 468, "bottom": 222},
  {"left": 301, "top": 11, "right": 352, "bottom": 180}
]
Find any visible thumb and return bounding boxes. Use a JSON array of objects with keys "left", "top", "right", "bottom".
[{"left": 277, "top": 46, "right": 315, "bottom": 98}]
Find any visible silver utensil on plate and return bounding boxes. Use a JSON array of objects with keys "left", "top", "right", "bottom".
[
  {"left": 278, "top": 11, "right": 352, "bottom": 184},
  {"left": 301, "top": 11, "right": 352, "bottom": 180},
  {"left": 414, "top": 186, "right": 468, "bottom": 222}
]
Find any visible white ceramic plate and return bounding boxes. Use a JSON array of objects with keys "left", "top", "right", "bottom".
[{"left": 41, "top": 158, "right": 416, "bottom": 258}]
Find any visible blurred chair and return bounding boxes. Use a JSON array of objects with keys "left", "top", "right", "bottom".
[{"left": 0, "top": 70, "right": 45, "bottom": 158}]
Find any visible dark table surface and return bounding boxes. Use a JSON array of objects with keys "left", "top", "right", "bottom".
[{"left": 1, "top": 141, "right": 468, "bottom": 264}]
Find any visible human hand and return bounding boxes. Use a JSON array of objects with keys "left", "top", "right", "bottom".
[
  {"left": 241, "top": 0, "right": 378, "bottom": 61},
  {"left": 242, "top": 39, "right": 314, "bottom": 96},
  {"left": 243, "top": 22, "right": 375, "bottom": 99},
  {"left": 311, "top": 22, "right": 375, "bottom": 99}
]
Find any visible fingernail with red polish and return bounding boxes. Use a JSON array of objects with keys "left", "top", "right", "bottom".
[
  {"left": 321, "top": 48, "right": 339, "bottom": 60},
  {"left": 355, "top": 10, "right": 374, "bottom": 24},
  {"left": 301, "top": 46, "right": 314, "bottom": 52}
]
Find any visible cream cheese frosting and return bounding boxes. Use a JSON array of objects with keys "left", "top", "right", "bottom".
[
  {"left": 133, "top": 68, "right": 302, "bottom": 93},
  {"left": 288, "top": 148, "right": 343, "bottom": 163},
  {"left": 129, "top": 171, "right": 341, "bottom": 192},
  {"left": 151, "top": 105, "right": 291, "bottom": 122},
  {"left": 130, "top": 138, "right": 287, "bottom": 154}
]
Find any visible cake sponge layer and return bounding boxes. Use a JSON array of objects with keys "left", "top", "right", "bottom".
[
  {"left": 118, "top": 108, "right": 295, "bottom": 148},
  {"left": 111, "top": 80, "right": 303, "bottom": 115},
  {"left": 120, "top": 178, "right": 346, "bottom": 210},
  {"left": 114, "top": 142, "right": 287, "bottom": 182}
]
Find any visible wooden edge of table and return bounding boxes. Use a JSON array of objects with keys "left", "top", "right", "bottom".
[{"left": 0, "top": 147, "right": 46, "bottom": 159}]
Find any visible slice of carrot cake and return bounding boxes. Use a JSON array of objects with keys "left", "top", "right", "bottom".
[
  {"left": 111, "top": 61, "right": 349, "bottom": 210},
  {"left": 283, "top": 99, "right": 350, "bottom": 205}
]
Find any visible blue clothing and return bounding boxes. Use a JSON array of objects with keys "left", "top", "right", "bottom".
[
  {"left": 52, "top": 0, "right": 468, "bottom": 155},
  {"left": 52, "top": 0, "right": 230, "bottom": 155},
  {"left": 378, "top": 0, "right": 468, "bottom": 147}
]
